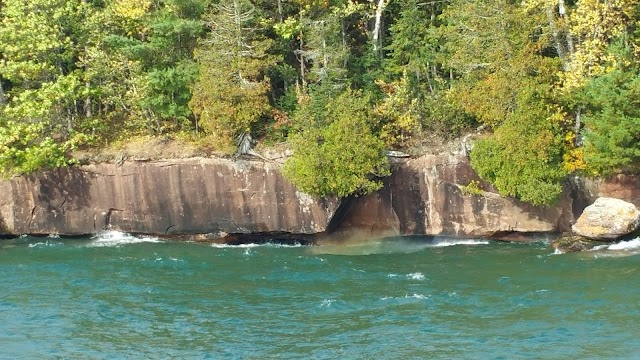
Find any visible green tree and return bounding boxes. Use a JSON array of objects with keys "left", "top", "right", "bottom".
[
  {"left": 189, "top": 0, "right": 274, "bottom": 148},
  {"left": 284, "top": 90, "right": 390, "bottom": 197},
  {"left": 581, "top": 65, "right": 640, "bottom": 175},
  {"left": 470, "top": 85, "right": 569, "bottom": 206}
]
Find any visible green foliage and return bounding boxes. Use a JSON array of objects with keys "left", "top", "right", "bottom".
[
  {"left": 284, "top": 91, "right": 390, "bottom": 197},
  {"left": 385, "top": 0, "right": 443, "bottom": 90},
  {"left": 460, "top": 180, "right": 483, "bottom": 196},
  {"left": 143, "top": 61, "right": 199, "bottom": 129},
  {"left": 470, "top": 88, "right": 569, "bottom": 206},
  {"left": 581, "top": 67, "right": 640, "bottom": 175},
  {"left": 0, "top": 0, "right": 637, "bottom": 209},
  {"left": 0, "top": 121, "right": 73, "bottom": 177},
  {"left": 420, "top": 91, "right": 476, "bottom": 138},
  {"left": 372, "top": 76, "right": 421, "bottom": 148},
  {"left": 441, "top": 0, "right": 559, "bottom": 128},
  {"left": 189, "top": 0, "right": 274, "bottom": 147}
]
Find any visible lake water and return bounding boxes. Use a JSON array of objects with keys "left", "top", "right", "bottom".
[{"left": 1, "top": 231, "right": 639, "bottom": 359}]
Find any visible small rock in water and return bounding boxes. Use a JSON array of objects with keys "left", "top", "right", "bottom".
[
  {"left": 552, "top": 235, "right": 605, "bottom": 253},
  {"left": 572, "top": 197, "right": 640, "bottom": 240}
]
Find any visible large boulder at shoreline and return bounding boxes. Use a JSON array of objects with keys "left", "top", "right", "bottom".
[{"left": 572, "top": 197, "right": 640, "bottom": 240}]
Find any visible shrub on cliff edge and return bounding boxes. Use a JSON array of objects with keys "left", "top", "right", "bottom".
[{"left": 283, "top": 91, "right": 390, "bottom": 198}]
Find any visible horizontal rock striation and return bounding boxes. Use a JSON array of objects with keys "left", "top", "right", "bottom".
[{"left": 0, "top": 158, "right": 339, "bottom": 238}]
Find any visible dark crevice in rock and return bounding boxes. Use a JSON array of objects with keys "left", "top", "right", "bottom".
[
  {"left": 488, "top": 231, "right": 559, "bottom": 242},
  {"left": 104, "top": 208, "right": 123, "bottom": 229},
  {"left": 325, "top": 196, "right": 354, "bottom": 234},
  {"left": 202, "top": 232, "right": 317, "bottom": 245},
  {"left": 59, "top": 197, "right": 67, "bottom": 209},
  {"left": 28, "top": 206, "right": 37, "bottom": 229}
]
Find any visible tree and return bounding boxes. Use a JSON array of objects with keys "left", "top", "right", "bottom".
[
  {"left": 284, "top": 90, "right": 390, "bottom": 197},
  {"left": 581, "top": 63, "right": 640, "bottom": 175},
  {"left": 189, "top": 0, "right": 274, "bottom": 148},
  {"left": 470, "top": 85, "right": 569, "bottom": 206}
]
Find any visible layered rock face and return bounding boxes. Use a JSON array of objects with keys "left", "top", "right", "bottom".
[
  {"left": 333, "top": 153, "right": 574, "bottom": 239},
  {"left": 2, "top": 152, "right": 639, "bottom": 241},
  {"left": 572, "top": 197, "right": 640, "bottom": 239},
  {"left": 0, "top": 158, "right": 339, "bottom": 238}
]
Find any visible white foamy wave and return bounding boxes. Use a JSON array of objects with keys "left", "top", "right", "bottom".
[
  {"left": 588, "top": 237, "right": 640, "bottom": 253},
  {"left": 380, "top": 294, "right": 429, "bottom": 301},
  {"left": 87, "top": 231, "right": 162, "bottom": 247},
  {"left": 320, "top": 299, "right": 335, "bottom": 308},
  {"left": 28, "top": 241, "right": 63, "bottom": 248},
  {"left": 406, "top": 272, "right": 425, "bottom": 281},
  {"left": 210, "top": 242, "right": 303, "bottom": 249},
  {"left": 431, "top": 239, "right": 490, "bottom": 247},
  {"left": 607, "top": 238, "right": 640, "bottom": 251}
]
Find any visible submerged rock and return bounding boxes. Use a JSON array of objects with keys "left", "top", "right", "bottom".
[
  {"left": 572, "top": 197, "right": 640, "bottom": 240},
  {"left": 552, "top": 235, "right": 606, "bottom": 253}
]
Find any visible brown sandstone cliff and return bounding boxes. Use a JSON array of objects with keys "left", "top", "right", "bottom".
[
  {"left": 332, "top": 153, "right": 574, "bottom": 241},
  {"left": 0, "top": 158, "right": 339, "bottom": 239},
  {"left": 1, "top": 152, "right": 638, "bottom": 241}
]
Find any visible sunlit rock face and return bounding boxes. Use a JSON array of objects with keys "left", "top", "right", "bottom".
[
  {"left": 333, "top": 153, "right": 575, "bottom": 240},
  {"left": 1, "top": 153, "right": 639, "bottom": 241},
  {"left": 0, "top": 158, "right": 339, "bottom": 238},
  {"left": 0, "top": 181, "right": 13, "bottom": 236},
  {"left": 572, "top": 197, "right": 640, "bottom": 240},
  {"left": 580, "top": 174, "right": 640, "bottom": 207}
]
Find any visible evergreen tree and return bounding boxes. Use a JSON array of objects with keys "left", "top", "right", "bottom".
[
  {"left": 284, "top": 90, "right": 390, "bottom": 197},
  {"left": 581, "top": 59, "right": 640, "bottom": 175},
  {"left": 189, "top": 0, "right": 274, "bottom": 148}
]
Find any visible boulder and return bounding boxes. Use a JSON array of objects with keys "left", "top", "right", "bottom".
[
  {"left": 572, "top": 197, "right": 640, "bottom": 240},
  {"left": 552, "top": 235, "right": 605, "bottom": 253}
]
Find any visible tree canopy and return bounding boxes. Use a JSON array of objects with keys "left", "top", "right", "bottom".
[{"left": 0, "top": 0, "right": 638, "bottom": 203}]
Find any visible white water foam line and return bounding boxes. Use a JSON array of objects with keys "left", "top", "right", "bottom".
[
  {"left": 431, "top": 239, "right": 490, "bottom": 247},
  {"left": 406, "top": 272, "right": 426, "bottom": 281},
  {"left": 607, "top": 238, "right": 640, "bottom": 251},
  {"left": 210, "top": 243, "right": 303, "bottom": 248},
  {"left": 589, "top": 237, "right": 640, "bottom": 252},
  {"left": 87, "top": 230, "right": 162, "bottom": 247}
]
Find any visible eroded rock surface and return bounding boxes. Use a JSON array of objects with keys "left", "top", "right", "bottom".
[
  {"left": 0, "top": 158, "right": 339, "bottom": 238},
  {"left": 2, "top": 151, "right": 640, "bottom": 241},
  {"left": 572, "top": 197, "right": 640, "bottom": 240},
  {"left": 333, "top": 152, "right": 574, "bottom": 239}
]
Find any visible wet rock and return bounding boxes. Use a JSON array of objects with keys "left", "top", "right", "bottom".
[
  {"left": 552, "top": 235, "right": 605, "bottom": 253},
  {"left": 572, "top": 197, "right": 640, "bottom": 240}
]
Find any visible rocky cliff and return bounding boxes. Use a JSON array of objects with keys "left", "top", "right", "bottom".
[
  {"left": 1, "top": 153, "right": 638, "bottom": 241},
  {"left": 331, "top": 153, "right": 574, "bottom": 241},
  {"left": 0, "top": 158, "right": 339, "bottom": 240}
]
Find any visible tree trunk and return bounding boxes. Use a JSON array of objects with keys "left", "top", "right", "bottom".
[
  {"left": 372, "top": 0, "right": 387, "bottom": 52},
  {"left": 277, "top": 0, "right": 283, "bottom": 23},
  {"left": 0, "top": 80, "right": 5, "bottom": 107},
  {"left": 546, "top": 5, "right": 569, "bottom": 71}
]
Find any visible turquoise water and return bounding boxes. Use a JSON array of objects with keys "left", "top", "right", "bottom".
[{"left": 1, "top": 232, "right": 640, "bottom": 359}]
